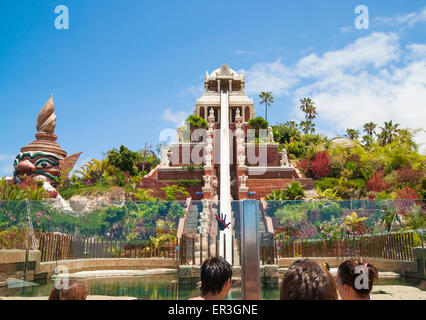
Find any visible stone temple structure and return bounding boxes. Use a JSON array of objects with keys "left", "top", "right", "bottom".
[
  {"left": 144, "top": 64, "right": 313, "bottom": 263},
  {"left": 13, "top": 95, "right": 82, "bottom": 185},
  {"left": 144, "top": 64, "right": 313, "bottom": 201}
]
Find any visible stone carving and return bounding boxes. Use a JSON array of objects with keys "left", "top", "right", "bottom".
[
  {"left": 235, "top": 108, "right": 242, "bottom": 121},
  {"left": 218, "top": 64, "right": 231, "bottom": 76},
  {"left": 212, "top": 177, "right": 218, "bottom": 189},
  {"left": 236, "top": 122, "right": 243, "bottom": 135},
  {"left": 239, "top": 175, "right": 248, "bottom": 192},
  {"left": 268, "top": 126, "right": 274, "bottom": 143},
  {"left": 203, "top": 175, "right": 211, "bottom": 190},
  {"left": 208, "top": 108, "right": 215, "bottom": 120},
  {"left": 237, "top": 136, "right": 244, "bottom": 147},
  {"left": 161, "top": 148, "right": 170, "bottom": 167},
  {"left": 280, "top": 148, "right": 289, "bottom": 167},
  {"left": 177, "top": 126, "right": 183, "bottom": 142},
  {"left": 238, "top": 154, "right": 246, "bottom": 167},
  {"left": 204, "top": 154, "right": 212, "bottom": 167},
  {"left": 13, "top": 95, "right": 82, "bottom": 184},
  {"left": 207, "top": 136, "right": 213, "bottom": 148}
]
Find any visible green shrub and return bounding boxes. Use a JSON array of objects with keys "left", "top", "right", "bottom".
[
  {"left": 107, "top": 145, "right": 140, "bottom": 176},
  {"left": 314, "top": 178, "right": 340, "bottom": 191},
  {"left": 301, "top": 134, "right": 324, "bottom": 146},
  {"left": 272, "top": 124, "right": 301, "bottom": 144},
  {"left": 265, "top": 182, "right": 305, "bottom": 201},
  {"left": 161, "top": 185, "right": 189, "bottom": 200},
  {"left": 186, "top": 115, "right": 207, "bottom": 128},
  {"left": 285, "top": 141, "right": 306, "bottom": 159}
]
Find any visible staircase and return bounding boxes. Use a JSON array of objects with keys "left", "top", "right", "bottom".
[{"left": 183, "top": 202, "right": 202, "bottom": 234}]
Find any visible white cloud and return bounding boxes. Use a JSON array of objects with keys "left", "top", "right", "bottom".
[
  {"left": 244, "top": 59, "right": 298, "bottom": 96},
  {"left": 244, "top": 32, "right": 426, "bottom": 153},
  {"left": 162, "top": 108, "right": 191, "bottom": 125},
  {"left": 407, "top": 44, "right": 426, "bottom": 59},
  {"left": 296, "top": 33, "right": 400, "bottom": 77},
  {"left": 375, "top": 7, "right": 426, "bottom": 28}
]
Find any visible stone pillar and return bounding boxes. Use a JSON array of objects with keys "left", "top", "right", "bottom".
[
  {"left": 218, "top": 80, "right": 221, "bottom": 92},
  {"left": 229, "top": 80, "right": 232, "bottom": 92},
  {"left": 204, "top": 107, "right": 207, "bottom": 120},
  {"left": 242, "top": 106, "right": 245, "bottom": 123}
]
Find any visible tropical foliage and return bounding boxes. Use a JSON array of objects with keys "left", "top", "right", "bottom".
[
  {"left": 186, "top": 114, "right": 208, "bottom": 129},
  {"left": 259, "top": 91, "right": 274, "bottom": 121}
]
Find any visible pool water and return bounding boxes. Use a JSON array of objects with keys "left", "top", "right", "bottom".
[{"left": 0, "top": 274, "right": 422, "bottom": 300}]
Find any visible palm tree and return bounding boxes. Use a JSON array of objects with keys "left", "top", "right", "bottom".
[
  {"left": 363, "top": 122, "right": 377, "bottom": 137},
  {"left": 285, "top": 121, "right": 298, "bottom": 130},
  {"left": 345, "top": 128, "right": 360, "bottom": 140},
  {"left": 378, "top": 120, "right": 400, "bottom": 146},
  {"left": 300, "top": 120, "right": 315, "bottom": 134},
  {"left": 259, "top": 92, "right": 274, "bottom": 122},
  {"left": 299, "top": 98, "right": 317, "bottom": 134},
  {"left": 362, "top": 135, "right": 373, "bottom": 147}
]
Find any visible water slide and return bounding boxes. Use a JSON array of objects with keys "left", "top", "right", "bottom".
[{"left": 220, "top": 91, "right": 233, "bottom": 263}]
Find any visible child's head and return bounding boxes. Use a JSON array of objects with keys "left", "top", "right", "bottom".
[
  {"left": 337, "top": 259, "right": 378, "bottom": 300},
  {"left": 280, "top": 259, "right": 334, "bottom": 300},
  {"left": 49, "top": 280, "right": 88, "bottom": 300},
  {"left": 200, "top": 257, "right": 233, "bottom": 299}
]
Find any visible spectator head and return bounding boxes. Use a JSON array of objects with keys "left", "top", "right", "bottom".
[
  {"left": 337, "top": 259, "right": 378, "bottom": 300},
  {"left": 280, "top": 259, "right": 334, "bottom": 300},
  {"left": 200, "top": 257, "right": 233, "bottom": 299},
  {"left": 49, "top": 280, "right": 88, "bottom": 300}
]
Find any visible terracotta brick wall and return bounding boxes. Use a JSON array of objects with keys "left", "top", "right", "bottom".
[
  {"left": 246, "top": 178, "right": 314, "bottom": 199},
  {"left": 248, "top": 170, "right": 297, "bottom": 179},
  {"left": 157, "top": 169, "right": 204, "bottom": 180}
]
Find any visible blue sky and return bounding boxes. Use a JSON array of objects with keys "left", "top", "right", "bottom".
[{"left": 1, "top": 0, "right": 425, "bottom": 175}]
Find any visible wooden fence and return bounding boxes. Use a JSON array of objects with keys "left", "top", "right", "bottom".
[
  {"left": 263, "top": 231, "right": 417, "bottom": 264},
  {"left": 179, "top": 233, "right": 241, "bottom": 266},
  {"left": 39, "top": 233, "right": 178, "bottom": 262}
]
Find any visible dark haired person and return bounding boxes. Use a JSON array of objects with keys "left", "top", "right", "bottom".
[
  {"left": 189, "top": 257, "right": 233, "bottom": 300},
  {"left": 48, "top": 279, "right": 88, "bottom": 300},
  {"left": 280, "top": 259, "right": 336, "bottom": 300},
  {"left": 323, "top": 265, "right": 338, "bottom": 300},
  {"left": 337, "top": 259, "right": 378, "bottom": 300}
]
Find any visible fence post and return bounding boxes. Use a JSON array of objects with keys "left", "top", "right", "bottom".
[
  {"left": 223, "top": 235, "right": 226, "bottom": 262},
  {"left": 192, "top": 237, "right": 195, "bottom": 265},
  {"left": 207, "top": 234, "right": 211, "bottom": 259},
  {"left": 200, "top": 234, "right": 203, "bottom": 265},
  {"left": 231, "top": 235, "right": 234, "bottom": 266}
]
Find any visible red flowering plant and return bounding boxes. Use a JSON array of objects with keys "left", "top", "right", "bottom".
[
  {"left": 319, "top": 217, "right": 345, "bottom": 239},
  {"left": 366, "top": 170, "right": 388, "bottom": 192},
  {"left": 293, "top": 219, "right": 318, "bottom": 239},
  {"left": 298, "top": 155, "right": 311, "bottom": 175},
  {"left": 396, "top": 165, "right": 424, "bottom": 188},
  {"left": 395, "top": 186, "right": 420, "bottom": 215},
  {"left": 48, "top": 190, "right": 58, "bottom": 199},
  {"left": 297, "top": 151, "right": 330, "bottom": 179},
  {"left": 34, "top": 210, "right": 53, "bottom": 226},
  {"left": 311, "top": 151, "right": 330, "bottom": 179}
]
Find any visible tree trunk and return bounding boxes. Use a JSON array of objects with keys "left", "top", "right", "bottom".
[{"left": 265, "top": 102, "right": 267, "bottom": 121}]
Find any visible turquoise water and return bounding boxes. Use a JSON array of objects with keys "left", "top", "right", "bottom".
[{"left": 0, "top": 274, "right": 421, "bottom": 300}]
